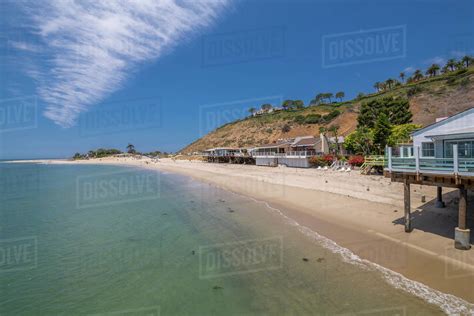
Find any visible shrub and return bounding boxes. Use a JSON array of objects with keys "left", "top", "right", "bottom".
[
  {"left": 265, "top": 128, "right": 273, "bottom": 134},
  {"left": 321, "top": 110, "right": 340, "bottom": 123},
  {"left": 304, "top": 114, "right": 322, "bottom": 124},
  {"left": 294, "top": 115, "right": 305, "bottom": 124},
  {"left": 309, "top": 156, "right": 325, "bottom": 167},
  {"left": 322, "top": 154, "right": 335, "bottom": 165},
  {"left": 406, "top": 86, "right": 423, "bottom": 97},
  {"left": 281, "top": 124, "right": 291, "bottom": 133},
  {"left": 348, "top": 155, "right": 365, "bottom": 167}
]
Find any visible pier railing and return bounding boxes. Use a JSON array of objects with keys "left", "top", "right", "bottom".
[{"left": 386, "top": 145, "right": 474, "bottom": 176}]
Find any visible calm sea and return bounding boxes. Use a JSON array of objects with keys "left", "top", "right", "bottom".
[{"left": 0, "top": 163, "right": 469, "bottom": 315}]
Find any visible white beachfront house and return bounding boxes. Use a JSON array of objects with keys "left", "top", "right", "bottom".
[
  {"left": 385, "top": 107, "right": 474, "bottom": 250},
  {"left": 412, "top": 108, "right": 474, "bottom": 160}
]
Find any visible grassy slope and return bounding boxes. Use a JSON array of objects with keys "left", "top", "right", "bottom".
[{"left": 181, "top": 67, "right": 474, "bottom": 154}]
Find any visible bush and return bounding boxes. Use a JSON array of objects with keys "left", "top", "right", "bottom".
[
  {"left": 281, "top": 124, "right": 291, "bottom": 133},
  {"left": 294, "top": 115, "right": 305, "bottom": 124},
  {"left": 407, "top": 86, "right": 423, "bottom": 97},
  {"left": 348, "top": 155, "right": 365, "bottom": 167},
  {"left": 321, "top": 110, "right": 340, "bottom": 123},
  {"left": 304, "top": 114, "right": 322, "bottom": 124}
]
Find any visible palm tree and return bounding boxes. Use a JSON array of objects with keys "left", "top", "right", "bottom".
[
  {"left": 328, "top": 125, "right": 340, "bottom": 155},
  {"left": 374, "top": 82, "right": 381, "bottom": 92},
  {"left": 455, "top": 61, "right": 464, "bottom": 70},
  {"left": 399, "top": 72, "right": 405, "bottom": 83},
  {"left": 385, "top": 78, "right": 395, "bottom": 90},
  {"left": 446, "top": 59, "right": 456, "bottom": 72},
  {"left": 315, "top": 93, "right": 324, "bottom": 105},
  {"left": 462, "top": 55, "right": 472, "bottom": 68},
  {"left": 441, "top": 64, "right": 450, "bottom": 74},
  {"left": 335, "top": 91, "right": 345, "bottom": 102},
  {"left": 248, "top": 107, "right": 256, "bottom": 115},
  {"left": 126, "top": 143, "right": 136, "bottom": 154},
  {"left": 426, "top": 64, "right": 440, "bottom": 77},
  {"left": 412, "top": 69, "right": 424, "bottom": 82}
]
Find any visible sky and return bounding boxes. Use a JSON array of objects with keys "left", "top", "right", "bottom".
[{"left": 0, "top": 0, "right": 473, "bottom": 159}]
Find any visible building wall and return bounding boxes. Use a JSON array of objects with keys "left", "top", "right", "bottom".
[
  {"left": 277, "top": 157, "right": 310, "bottom": 168},
  {"left": 412, "top": 110, "right": 474, "bottom": 158},
  {"left": 256, "top": 158, "right": 278, "bottom": 167}
]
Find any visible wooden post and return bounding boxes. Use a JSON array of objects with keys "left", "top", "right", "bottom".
[
  {"left": 404, "top": 180, "right": 412, "bottom": 232},
  {"left": 436, "top": 186, "right": 445, "bottom": 208},
  {"left": 459, "top": 186, "right": 467, "bottom": 230},
  {"left": 415, "top": 146, "right": 420, "bottom": 173}
]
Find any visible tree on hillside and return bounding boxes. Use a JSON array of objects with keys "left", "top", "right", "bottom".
[
  {"left": 328, "top": 125, "right": 340, "bottom": 155},
  {"left": 126, "top": 143, "right": 136, "bottom": 154},
  {"left": 248, "top": 107, "right": 256, "bottom": 115},
  {"left": 374, "top": 82, "right": 382, "bottom": 92},
  {"left": 412, "top": 70, "right": 424, "bottom": 82},
  {"left": 314, "top": 93, "right": 325, "bottom": 105},
  {"left": 373, "top": 113, "right": 392, "bottom": 153},
  {"left": 261, "top": 104, "right": 272, "bottom": 111},
  {"left": 426, "top": 64, "right": 440, "bottom": 77},
  {"left": 399, "top": 72, "right": 405, "bottom": 82},
  {"left": 455, "top": 61, "right": 465, "bottom": 70},
  {"left": 358, "top": 97, "right": 412, "bottom": 129},
  {"left": 282, "top": 100, "right": 293, "bottom": 110},
  {"left": 462, "top": 55, "right": 473, "bottom": 68},
  {"left": 446, "top": 59, "right": 457, "bottom": 72},
  {"left": 326, "top": 93, "right": 334, "bottom": 103},
  {"left": 385, "top": 78, "right": 395, "bottom": 90},
  {"left": 335, "top": 91, "right": 345, "bottom": 102},
  {"left": 293, "top": 100, "right": 305, "bottom": 109}
]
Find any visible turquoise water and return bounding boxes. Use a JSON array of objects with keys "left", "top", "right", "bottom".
[{"left": 0, "top": 163, "right": 463, "bottom": 315}]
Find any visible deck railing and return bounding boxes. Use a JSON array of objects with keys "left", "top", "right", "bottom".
[
  {"left": 386, "top": 145, "right": 474, "bottom": 176},
  {"left": 252, "top": 151, "right": 316, "bottom": 158}
]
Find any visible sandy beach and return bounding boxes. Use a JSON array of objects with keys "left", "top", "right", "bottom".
[{"left": 10, "top": 156, "right": 474, "bottom": 305}]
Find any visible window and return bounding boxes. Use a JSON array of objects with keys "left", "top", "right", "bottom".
[
  {"left": 422, "top": 142, "right": 435, "bottom": 157},
  {"left": 445, "top": 140, "right": 474, "bottom": 158}
]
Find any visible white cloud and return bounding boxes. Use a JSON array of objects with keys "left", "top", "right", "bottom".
[
  {"left": 423, "top": 56, "right": 445, "bottom": 65},
  {"left": 403, "top": 66, "right": 415, "bottom": 74},
  {"left": 16, "top": 0, "right": 230, "bottom": 127}
]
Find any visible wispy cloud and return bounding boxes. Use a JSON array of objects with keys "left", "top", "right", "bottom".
[
  {"left": 403, "top": 66, "right": 415, "bottom": 74},
  {"left": 423, "top": 56, "right": 445, "bottom": 65},
  {"left": 16, "top": 0, "right": 230, "bottom": 127}
]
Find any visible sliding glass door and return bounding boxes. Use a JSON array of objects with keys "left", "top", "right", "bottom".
[{"left": 444, "top": 140, "right": 474, "bottom": 158}]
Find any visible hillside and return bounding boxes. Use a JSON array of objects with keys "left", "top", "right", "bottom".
[{"left": 181, "top": 67, "right": 474, "bottom": 154}]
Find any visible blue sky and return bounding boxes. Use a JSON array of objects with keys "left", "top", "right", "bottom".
[{"left": 0, "top": 0, "right": 473, "bottom": 159}]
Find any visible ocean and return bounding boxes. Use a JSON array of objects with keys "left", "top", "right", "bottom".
[{"left": 0, "top": 163, "right": 468, "bottom": 315}]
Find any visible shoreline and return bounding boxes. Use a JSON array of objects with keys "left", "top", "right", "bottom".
[{"left": 7, "top": 157, "right": 474, "bottom": 311}]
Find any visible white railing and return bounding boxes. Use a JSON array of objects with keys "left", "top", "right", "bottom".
[
  {"left": 252, "top": 151, "right": 316, "bottom": 158},
  {"left": 386, "top": 145, "right": 474, "bottom": 176}
]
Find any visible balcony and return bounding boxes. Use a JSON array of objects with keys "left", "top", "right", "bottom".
[
  {"left": 252, "top": 151, "right": 316, "bottom": 158},
  {"left": 385, "top": 145, "right": 474, "bottom": 177}
]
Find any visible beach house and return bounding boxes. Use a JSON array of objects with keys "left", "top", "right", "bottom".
[{"left": 385, "top": 107, "right": 474, "bottom": 250}]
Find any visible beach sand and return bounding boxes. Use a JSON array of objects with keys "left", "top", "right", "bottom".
[{"left": 11, "top": 156, "right": 474, "bottom": 305}]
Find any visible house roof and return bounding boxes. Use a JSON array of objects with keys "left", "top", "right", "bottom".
[
  {"left": 412, "top": 107, "right": 474, "bottom": 137},
  {"left": 205, "top": 147, "right": 241, "bottom": 152},
  {"left": 292, "top": 136, "right": 318, "bottom": 147},
  {"left": 254, "top": 139, "right": 293, "bottom": 149}
]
